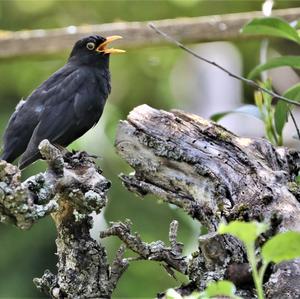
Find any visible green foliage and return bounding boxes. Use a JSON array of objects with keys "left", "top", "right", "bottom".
[
  {"left": 166, "top": 221, "right": 300, "bottom": 299},
  {"left": 274, "top": 83, "right": 300, "bottom": 139},
  {"left": 243, "top": 17, "right": 300, "bottom": 146},
  {"left": 219, "top": 221, "right": 300, "bottom": 299},
  {"left": 255, "top": 80, "right": 282, "bottom": 145},
  {"left": 166, "top": 288, "right": 185, "bottom": 299},
  {"left": 211, "top": 104, "right": 261, "bottom": 122},
  {"left": 241, "top": 17, "right": 300, "bottom": 44},
  {"left": 295, "top": 170, "right": 300, "bottom": 185},
  {"left": 1, "top": 2, "right": 300, "bottom": 298},
  {"left": 200, "top": 280, "right": 242, "bottom": 299},
  {"left": 166, "top": 280, "right": 242, "bottom": 299},
  {"left": 274, "top": 100, "right": 289, "bottom": 140},
  {"left": 218, "top": 221, "right": 268, "bottom": 247},
  {"left": 213, "top": 16, "right": 300, "bottom": 147},
  {"left": 262, "top": 231, "right": 300, "bottom": 264},
  {"left": 0, "top": 1, "right": 207, "bottom": 297},
  {"left": 248, "top": 56, "right": 300, "bottom": 79},
  {"left": 206, "top": 15, "right": 300, "bottom": 299},
  {"left": 167, "top": 222, "right": 300, "bottom": 299}
]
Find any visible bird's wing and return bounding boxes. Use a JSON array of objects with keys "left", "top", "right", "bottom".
[
  {"left": 19, "top": 100, "right": 76, "bottom": 169},
  {"left": 0, "top": 99, "right": 38, "bottom": 163},
  {"left": 1, "top": 64, "right": 77, "bottom": 164},
  {"left": 19, "top": 70, "right": 104, "bottom": 169}
]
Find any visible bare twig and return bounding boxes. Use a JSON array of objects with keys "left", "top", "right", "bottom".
[
  {"left": 100, "top": 220, "right": 187, "bottom": 274},
  {"left": 0, "top": 8, "right": 299, "bottom": 58},
  {"left": 148, "top": 23, "right": 300, "bottom": 107},
  {"left": 107, "top": 244, "right": 129, "bottom": 292},
  {"left": 168, "top": 220, "right": 184, "bottom": 256},
  {"left": 289, "top": 108, "right": 300, "bottom": 141}
]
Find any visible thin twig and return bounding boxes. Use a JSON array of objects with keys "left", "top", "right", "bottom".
[
  {"left": 148, "top": 23, "right": 300, "bottom": 107},
  {"left": 289, "top": 108, "right": 300, "bottom": 141},
  {"left": 100, "top": 220, "right": 187, "bottom": 274}
]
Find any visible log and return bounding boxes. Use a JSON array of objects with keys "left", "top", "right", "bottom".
[
  {"left": 115, "top": 104, "right": 300, "bottom": 298},
  {"left": 0, "top": 8, "right": 299, "bottom": 58}
]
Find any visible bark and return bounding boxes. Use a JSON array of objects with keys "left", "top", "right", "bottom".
[
  {"left": 1, "top": 105, "right": 300, "bottom": 298},
  {"left": 0, "top": 8, "right": 299, "bottom": 58},
  {"left": 114, "top": 104, "right": 300, "bottom": 298},
  {"left": 100, "top": 220, "right": 187, "bottom": 276},
  {"left": 0, "top": 140, "right": 127, "bottom": 298}
]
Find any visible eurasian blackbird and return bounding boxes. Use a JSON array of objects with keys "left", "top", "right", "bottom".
[{"left": 0, "top": 35, "right": 124, "bottom": 169}]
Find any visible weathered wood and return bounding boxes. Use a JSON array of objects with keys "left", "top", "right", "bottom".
[
  {"left": 115, "top": 104, "right": 300, "bottom": 298},
  {"left": 2, "top": 102, "right": 300, "bottom": 297},
  {"left": 0, "top": 140, "right": 126, "bottom": 298},
  {"left": 0, "top": 8, "right": 299, "bottom": 58},
  {"left": 101, "top": 220, "right": 187, "bottom": 275}
]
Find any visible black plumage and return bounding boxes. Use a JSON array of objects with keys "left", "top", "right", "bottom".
[{"left": 1, "top": 35, "right": 124, "bottom": 169}]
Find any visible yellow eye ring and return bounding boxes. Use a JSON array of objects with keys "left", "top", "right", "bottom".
[{"left": 86, "top": 42, "right": 95, "bottom": 50}]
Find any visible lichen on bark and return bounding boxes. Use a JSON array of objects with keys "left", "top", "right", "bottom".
[
  {"left": 0, "top": 140, "right": 125, "bottom": 298},
  {"left": 114, "top": 104, "right": 300, "bottom": 298},
  {"left": 1, "top": 104, "right": 300, "bottom": 298}
]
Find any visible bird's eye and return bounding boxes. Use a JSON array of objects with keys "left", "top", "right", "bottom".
[{"left": 86, "top": 42, "right": 95, "bottom": 50}]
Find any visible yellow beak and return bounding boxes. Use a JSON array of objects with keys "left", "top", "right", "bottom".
[{"left": 96, "top": 35, "right": 126, "bottom": 54}]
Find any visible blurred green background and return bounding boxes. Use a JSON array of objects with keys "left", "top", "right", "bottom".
[{"left": 0, "top": 0, "right": 299, "bottom": 298}]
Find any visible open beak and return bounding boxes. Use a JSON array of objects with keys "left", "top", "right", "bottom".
[{"left": 96, "top": 35, "right": 126, "bottom": 54}]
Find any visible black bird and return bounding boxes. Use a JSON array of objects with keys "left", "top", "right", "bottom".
[{"left": 1, "top": 35, "right": 125, "bottom": 169}]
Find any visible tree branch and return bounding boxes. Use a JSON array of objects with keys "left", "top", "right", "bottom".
[
  {"left": 2, "top": 103, "right": 300, "bottom": 297},
  {"left": 0, "top": 140, "right": 129, "bottom": 298},
  {"left": 100, "top": 219, "right": 187, "bottom": 275},
  {"left": 115, "top": 104, "right": 300, "bottom": 298},
  {"left": 0, "top": 8, "right": 299, "bottom": 58},
  {"left": 148, "top": 23, "right": 300, "bottom": 107}
]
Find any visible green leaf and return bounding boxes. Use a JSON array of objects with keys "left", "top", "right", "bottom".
[
  {"left": 262, "top": 231, "right": 300, "bottom": 264},
  {"left": 249, "top": 56, "right": 300, "bottom": 80},
  {"left": 210, "top": 105, "right": 262, "bottom": 122},
  {"left": 274, "top": 101, "right": 289, "bottom": 137},
  {"left": 295, "top": 170, "right": 300, "bottom": 185},
  {"left": 274, "top": 83, "right": 300, "bottom": 136},
  {"left": 201, "top": 280, "right": 242, "bottom": 299},
  {"left": 241, "top": 17, "right": 300, "bottom": 44},
  {"left": 248, "top": 56, "right": 300, "bottom": 79},
  {"left": 166, "top": 289, "right": 183, "bottom": 299},
  {"left": 185, "top": 292, "right": 202, "bottom": 299},
  {"left": 218, "top": 221, "right": 268, "bottom": 246},
  {"left": 283, "top": 82, "right": 300, "bottom": 100},
  {"left": 293, "top": 20, "right": 300, "bottom": 30}
]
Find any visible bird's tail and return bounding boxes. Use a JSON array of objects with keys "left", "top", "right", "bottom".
[
  {"left": 0, "top": 150, "right": 39, "bottom": 169},
  {"left": 0, "top": 150, "right": 15, "bottom": 163},
  {"left": 18, "top": 152, "right": 41, "bottom": 170}
]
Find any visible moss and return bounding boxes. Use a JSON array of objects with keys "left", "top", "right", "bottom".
[{"left": 215, "top": 127, "right": 233, "bottom": 143}]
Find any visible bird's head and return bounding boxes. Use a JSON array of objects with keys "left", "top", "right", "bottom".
[{"left": 69, "top": 35, "right": 125, "bottom": 66}]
